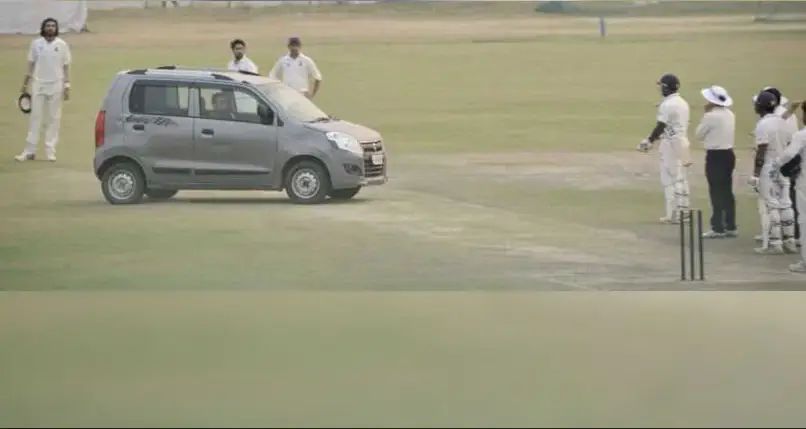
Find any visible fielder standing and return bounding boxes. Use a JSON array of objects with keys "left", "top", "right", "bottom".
[
  {"left": 269, "top": 37, "right": 322, "bottom": 99},
  {"left": 773, "top": 102, "right": 806, "bottom": 272},
  {"left": 637, "top": 73, "right": 691, "bottom": 224},
  {"left": 15, "top": 18, "right": 71, "bottom": 162},
  {"left": 696, "top": 85, "right": 736, "bottom": 238},
  {"left": 753, "top": 87, "right": 800, "bottom": 247},
  {"left": 750, "top": 91, "right": 797, "bottom": 255},
  {"left": 226, "top": 39, "right": 258, "bottom": 74},
  {"left": 765, "top": 87, "right": 802, "bottom": 245}
]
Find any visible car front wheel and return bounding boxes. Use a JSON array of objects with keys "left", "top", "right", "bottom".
[{"left": 284, "top": 160, "right": 331, "bottom": 204}]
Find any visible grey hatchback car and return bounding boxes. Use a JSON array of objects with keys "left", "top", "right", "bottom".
[{"left": 93, "top": 67, "right": 387, "bottom": 204}]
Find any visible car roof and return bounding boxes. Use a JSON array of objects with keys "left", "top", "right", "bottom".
[{"left": 121, "top": 66, "right": 280, "bottom": 85}]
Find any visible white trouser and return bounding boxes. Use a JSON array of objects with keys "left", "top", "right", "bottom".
[
  {"left": 24, "top": 88, "right": 64, "bottom": 156},
  {"left": 758, "top": 163, "right": 795, "bottom": 248},
  {"left": 797, "top": 185, "right": 806, "bottom": 263},
  {"left": 659, "top": 139, "right": 690, "bottom": 220}
]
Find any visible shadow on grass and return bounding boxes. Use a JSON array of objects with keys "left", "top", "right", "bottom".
[
  {"left": 57, "top": 196, "right": 372, "bottom": 207},
  {"left": 181, "top": 197, "right": 371, "bottom": 206}
]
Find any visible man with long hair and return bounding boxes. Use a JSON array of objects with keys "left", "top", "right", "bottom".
[{"left": 15, "top": 18, "right": 72, "bottom": 162}]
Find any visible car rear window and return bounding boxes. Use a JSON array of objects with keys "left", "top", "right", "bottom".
[{"left": 129, "top": 81, "right": 190, "bottom": 117}]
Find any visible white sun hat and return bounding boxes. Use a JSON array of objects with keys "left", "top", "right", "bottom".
[{"left": 701, "top": 85, "right": 733, "bottom": 107}]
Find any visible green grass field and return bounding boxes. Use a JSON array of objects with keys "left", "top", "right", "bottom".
[{"left": 2, "top": 3, "right": 806, "bottom": 426}]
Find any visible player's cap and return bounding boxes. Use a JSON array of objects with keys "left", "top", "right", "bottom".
[
  {"left": 18, "top": 93, "right": 31, "bottom": 114},
  {"left": 700, "top": 85, "right": 733, "bottom": 107},
  {"left": 288, "top": 37, "right": 301, "bottom": 46}
]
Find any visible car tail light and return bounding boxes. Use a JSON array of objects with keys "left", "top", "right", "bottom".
[{"left": 95, "top": 110, "right": 105, "bottom": 148}]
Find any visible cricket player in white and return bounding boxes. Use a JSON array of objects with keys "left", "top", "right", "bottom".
[
  {"left": 750, "top": 91, "right": 797, "bottom": 255},
  {"left": 753, "top": 88, "right": 800, "bottom": 245},
  {"left": 15, "top": 18, "right": 71, "bottom": 162},
  {"left": 269, "top": 37, "right": 322, "bottom": 99},
  {"left": 773, "top": 102, "right": 806, "bottom": 272},
  {"left": 226, "top": 38, "right": 258, "bottom": 74},
  {"left": 637, "top": 73, "right": 691, "bottom": 224}
]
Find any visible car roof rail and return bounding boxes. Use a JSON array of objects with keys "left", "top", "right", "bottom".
[{"left": 123, "top": 66, "right": 261, "bottom": 82}]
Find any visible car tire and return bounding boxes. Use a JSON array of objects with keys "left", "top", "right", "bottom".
[
  {"left": 101, "top": 162, "right": 145, "bottom": 205},
  {"left": 146, "top": 189, "right": 178, "bottom": 200},
  {"left": 285, "top": 160, "right": 331, "bottom": 204},
  {"left": 329, "top": 187, "right": 361, "bottom": 200}
]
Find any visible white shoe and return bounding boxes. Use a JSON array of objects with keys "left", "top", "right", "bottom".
[
  {"left": 755, "top": 245, "right": 784, "bottom": 255},
  {"left": 46, "top": 154, "right": 56, "bottom": 162},
  {"left": 702, "top": 230, "right": 726, "bottom": 239},
  {"left": 14, "top": 152, "right": 35, "bottom": 162},
  {"left": 784, "top": 241, "right": 799, "bottom": 254},
  {"left": 754, "top": 234, "right": 763, "bottom": 242},
  {"left": 789, "top": 261, "right": 806, "bottom": 273},
  {"left": 659, "top": 216, "right": 680, "bottom": 225},
  {"left": 725, "top": 230, "right": 738, "bottom": 238}
]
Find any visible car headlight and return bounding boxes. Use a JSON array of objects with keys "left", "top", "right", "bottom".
[{"left": 326, "top": 132, "right": 362, "bottom": 155}]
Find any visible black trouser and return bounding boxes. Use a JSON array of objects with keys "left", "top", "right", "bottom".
[
  {"left": 705, "top": 149, "right": 736, "bottom": 233},
  {"left": 792, "top": 176, "right": 800, "bottom": 239}
]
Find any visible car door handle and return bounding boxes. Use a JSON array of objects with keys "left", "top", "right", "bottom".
[
  {"left": 201, "top": 128, "right": 214, "bottom": 135},
  {"left": 132, "top": 124, "right": 145, "bottom": 131}
]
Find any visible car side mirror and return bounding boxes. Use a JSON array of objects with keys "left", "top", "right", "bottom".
[{"left": 258, "top": 105, "right": 274, "bottom": 125}]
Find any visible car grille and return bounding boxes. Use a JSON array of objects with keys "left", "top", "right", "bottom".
[
  {"left": 361, "top": 140, "right": 385, "bottom": 178},
  {"left": 361, "top": 140, "right": 383, "bottom": 153}
]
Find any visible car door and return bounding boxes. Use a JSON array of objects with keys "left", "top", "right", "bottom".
[
  {"left": 192, "top": 84, "right": 278, "bottom": 188},
  {"left": 125, "top": 80, "right": 195, "bottom": 187}
]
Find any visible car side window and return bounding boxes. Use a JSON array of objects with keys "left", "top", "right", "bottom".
[
  {"left": 198, "top": 86, "right": 273, "bottom": 125},
  {"left": 129, "top": 81, "right": 189, "bottom": 117}
]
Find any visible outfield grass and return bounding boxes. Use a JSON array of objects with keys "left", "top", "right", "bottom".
[{"left": 2, "top": 5, "right": 806, "bottom": 426}]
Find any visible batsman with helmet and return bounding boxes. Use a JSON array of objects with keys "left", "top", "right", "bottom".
[
  {"left": 637, "top": 73, "right": 692, "bottom": 224},
  {"left": 750, "top": 91, "right": 798, "bottom": 255}
]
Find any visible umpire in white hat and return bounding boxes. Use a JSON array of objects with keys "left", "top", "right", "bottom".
[{"left": 695, "top": 85, "right": 737, "bottom": 238}]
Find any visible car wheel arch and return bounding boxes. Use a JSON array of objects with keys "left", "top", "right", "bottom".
[
  {"left": 97, "top": 155, "right": 146, "bottom": 181},
  {"left": 281, "top": 155, "right": 331, "bottom": 189}
]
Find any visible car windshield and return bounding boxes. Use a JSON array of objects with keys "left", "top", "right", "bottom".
[{"left": 256, "top": 83, "right": 329, "bottom": 122}]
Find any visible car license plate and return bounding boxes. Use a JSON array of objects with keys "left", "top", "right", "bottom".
[{"left": 372, "top": 154, "right": 384, "bottom": 166}]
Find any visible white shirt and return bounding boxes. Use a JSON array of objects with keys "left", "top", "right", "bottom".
[
  {"left": 777, "top": 129, "right": 806, "bottom": 184},
  {"left": 28, "top": 36, "right": 71, "bottom": 93},
  {"left": 226, "top": 56, "right": 258, "bottom": 74},
  {"left": 657, "top": 93, "right": 690, "bottom": 143},
  {"left": 695, "top": 107, "right": 735, "bottom": 150},
  {"left": 269, "top": 53, "right": 322, "bottom": 93},
  {"left": 774, "top": 105, "right": 799, "bottom": 137},
  {"left": 755, "top": 113, "right": 792, "bottom": 162}
]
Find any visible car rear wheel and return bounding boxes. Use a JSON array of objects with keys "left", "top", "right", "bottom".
[
  {"left": 146, "top": 189, "right": 178, "bottom": 200},
  {"left": 284, "top": 160, "right": 331, "bottom": 204},
  {"left": 329, "top": 187, "right": 361, "bottom": 200},
  {"left": 101, "top": 162, "right": 145, "bottom": 205}
]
